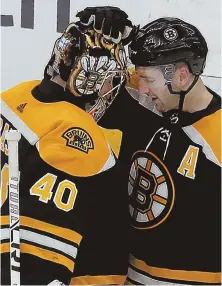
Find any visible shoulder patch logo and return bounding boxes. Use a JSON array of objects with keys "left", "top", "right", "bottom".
[
  {"left": 62, "top": 127, "right": 94, "bottom": 153},
  {"left": 17, "top": 103, "right": 27, "bottom": 113}
]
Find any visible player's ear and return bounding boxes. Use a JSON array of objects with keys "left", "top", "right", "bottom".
[{"left": 177, "top": 64, "right": 190, "bottom": 89}]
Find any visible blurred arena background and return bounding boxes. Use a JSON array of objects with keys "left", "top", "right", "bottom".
[{"left": 0, "top": 0, "right": 221, "bottom": 93}]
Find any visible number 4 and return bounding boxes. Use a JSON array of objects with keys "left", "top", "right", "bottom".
[
  {"left": 30, "top": 173, "right": 78, "bottom": 212},
  {"left": 30, "top": 173, "right": 57, "bottom": 203}
]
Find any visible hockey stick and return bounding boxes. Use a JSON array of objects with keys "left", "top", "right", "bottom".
[{"left": 5, "top": 130, "right": 21, "bottom": 286}]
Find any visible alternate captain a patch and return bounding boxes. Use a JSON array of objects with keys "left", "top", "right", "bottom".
[
  {"left": 128, "top": 151, "right": 175, "bottom": 229},
  {"left": 62, "top": 127, "right": 94, "bottom": 153}
]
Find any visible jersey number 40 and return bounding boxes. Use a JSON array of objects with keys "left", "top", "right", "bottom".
[{"left": 1, "top": 167, "right": 78, "bottom": 212}]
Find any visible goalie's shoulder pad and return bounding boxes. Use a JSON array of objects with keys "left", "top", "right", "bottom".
[
  {"left": 37, "top": 105, "right": 115, "bottom": 177},
  {"left": 1, "top": 81, "right": 115, "bottom": 177}
]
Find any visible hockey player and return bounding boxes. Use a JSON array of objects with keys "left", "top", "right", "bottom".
[
  {"left": 76, "top": 10, "right": 221, "bottom": 285},
  {"left": 0, "top": 8, "right": 134, "bottom": 285},
  {"left": 124, "top": 18, "right": 221, "bottom": 285}
]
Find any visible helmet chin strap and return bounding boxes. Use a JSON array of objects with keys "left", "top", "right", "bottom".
[{"left": 166, "top": 75, "right": 199, "bottom": 121}]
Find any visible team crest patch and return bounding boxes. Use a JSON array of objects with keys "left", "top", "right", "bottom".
[
  {"left": 129, "top": 151, "right": 175, "bottom": 229},
  {"left": 163, "top": 28, "right": 178, "bottom": 41},
  {"left": 62, "top": 127, "right": 94, "bottom": 153}
]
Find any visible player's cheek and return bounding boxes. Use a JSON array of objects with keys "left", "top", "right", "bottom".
[{"left": 138, "top": 80, "right": 150, "bottom": 94}]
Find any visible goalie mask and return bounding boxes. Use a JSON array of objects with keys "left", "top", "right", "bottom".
[{"left": 46, "top": 23, "right": 127, "bottom": 121}]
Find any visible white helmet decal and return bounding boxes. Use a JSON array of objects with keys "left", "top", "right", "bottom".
[{"left": 163, "top": 28, "right": 178, "bottom": 41}]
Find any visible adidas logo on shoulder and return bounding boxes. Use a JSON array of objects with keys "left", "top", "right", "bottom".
[{"left": 17, "top": 103, "right": 27, "bottom": 113}]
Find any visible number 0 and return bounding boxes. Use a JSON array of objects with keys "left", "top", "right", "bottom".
[{"left": 54, "top": 180, "right": 77, "bottom": 212}]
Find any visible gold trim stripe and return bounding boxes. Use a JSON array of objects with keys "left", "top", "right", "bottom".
[
  {"left": 0, "top": 216, "right": 9, "bottom": 226},
  {"left": 157, "top": 176, "right": 165, "bottom": 184},
  {"left": 146, "top": 160, "right": 152, "bottom": 172},
  {"left": 153, "top": 194, "right": 167, "bottom": 206},
  {"left": 0, "top": 242, "right": 10, "bottom": 253},
  {"left": 192, "top": 109, "right": 221, "bottom": 165},
  {"left": 0, "top": 216, "right": 82, "bottom": 245},
  {"left": 130, "top": 255, "right": 221, "bottom": 284},
  {"left": 22, "top": 243, "right": 74, "bottom": 272},
  {"left": 70, "top": 275, "right": 126, "bottom": 285},
  {"left": 0, "top": 242, "right": 74, "bottom": 272},
  {"left": 147, "top": 210, "right": 154, "bottom": 221}
]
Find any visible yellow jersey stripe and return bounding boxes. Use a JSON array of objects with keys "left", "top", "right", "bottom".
[
  {"left": 22, "top": 243, "right": 74, "bottom": 272},
  {"left": 192, "top": 109, "right": 221, "bottom": 165},
  {"left": 0, "top": 242, "right": 74, "bottom": 272},
  {"left": 100, "top": 127, "right": 123, "bottom": 158},
  {"left": 70, "top": 275, "right": 126, "bottom": 285},
  {"left": 0, "top": 216, "right": 9, "bottom": 226},
  {"left": 0, "top": 242, "right": 10, "bottom": 253},
  {"left": 130, "top": 255, "right": 221, "bottom": 284},
  {"left": 0, "top": 216, "right": 82, "bottom": 245}
]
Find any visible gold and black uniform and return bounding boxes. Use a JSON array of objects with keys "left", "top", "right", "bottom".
[
  {"left": 0, "top": 80, "right": 129, "bottom": 285},
  {"left": 99, "top": 79, "right": 222, "bottom": 285}
]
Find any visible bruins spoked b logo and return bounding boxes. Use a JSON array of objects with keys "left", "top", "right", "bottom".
[
  {"left": 62, "top": 127, "right": 94, "bottom": 153},
  {"left": 128, "top": 151, "right": 175, "bottom": 229},
  {"left": 163, "top": 28, "right": 178, "bottom": 41}
]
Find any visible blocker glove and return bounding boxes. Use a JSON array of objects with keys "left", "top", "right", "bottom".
[{"left": 76, "top": 6, "right": 137, "bottom": 44}]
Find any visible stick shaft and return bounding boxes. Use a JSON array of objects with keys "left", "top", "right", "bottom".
[{"left": 5, "top": 130, "right": 21, "bottom": 286}]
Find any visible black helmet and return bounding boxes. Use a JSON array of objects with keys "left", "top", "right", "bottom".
[{"left": 129, "top": 17, "right": 208, "bottom": 75}]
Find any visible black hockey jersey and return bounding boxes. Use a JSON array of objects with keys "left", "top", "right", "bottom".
[
  {"left": 99, "top": 81, "right": 222, "bottom": 285},
  {"left": 0, "top": 81, "right": 129, "bottom": 285}
]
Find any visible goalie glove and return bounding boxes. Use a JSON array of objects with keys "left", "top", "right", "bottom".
[{"left": 76, "top": 6, "right": 138, "bottom": 45}]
